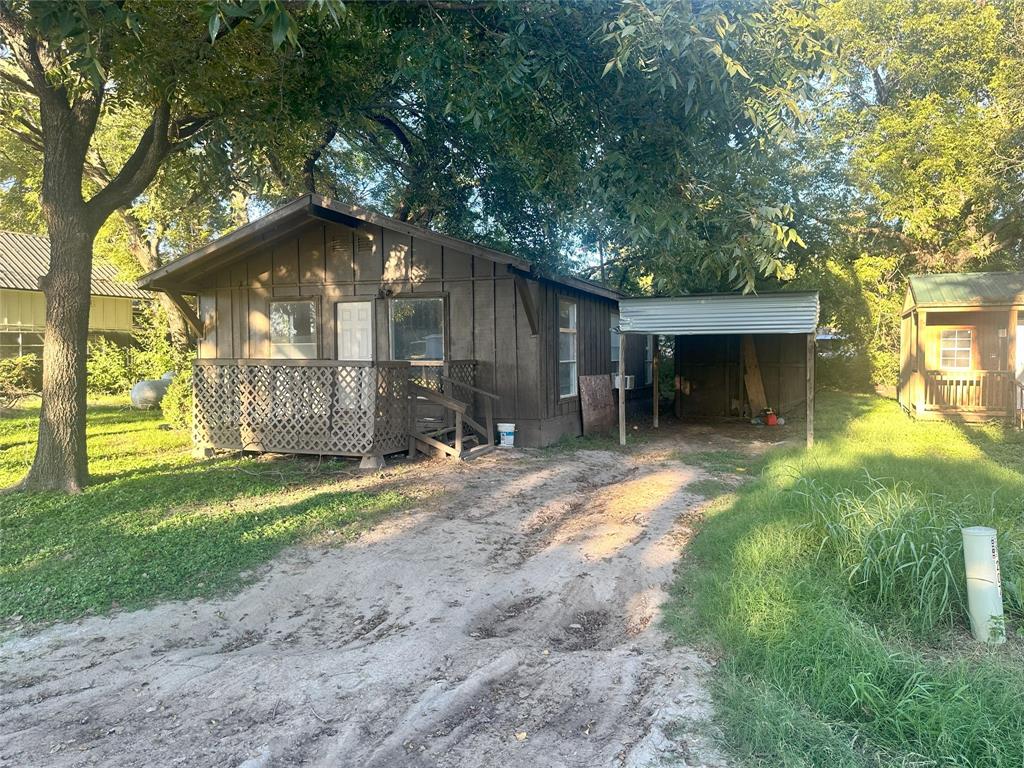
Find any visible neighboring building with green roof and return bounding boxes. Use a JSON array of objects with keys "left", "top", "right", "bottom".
[{"left": 899, "top": 271, "right": 1024, "bottom": 423}]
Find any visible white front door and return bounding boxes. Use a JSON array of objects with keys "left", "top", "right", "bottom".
[{"left": 337, "top": 301, "right": 374, "bottom": 361}]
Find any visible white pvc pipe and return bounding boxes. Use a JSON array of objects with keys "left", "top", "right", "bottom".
[{"left": 962, "top": 526, "right": 1005, "bottom": 644}]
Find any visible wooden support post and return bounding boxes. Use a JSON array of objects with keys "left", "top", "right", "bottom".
[
  {"left": 454, "top": 411, "right": 464, "bottom": 458},
  {"left": 165, "top": 291, "right": 204, "bottom": 338},
  {"left": 1008, "top": 308, "right": 1018, "bottom": 419},
  {"left": 915, "top": 310, "right": 927, "bottom": 413},
  {"left": 619, "top": 333, "right": 627, "bottom": 446},
  {"left": 806, "top": 332, "right": 815, "bottom": 448},
  {"left": 513, "top": 274, "right": 540, "bottom": 336},
  {"left": 651, "top": 334, "right": 659, "bottom": 428}
]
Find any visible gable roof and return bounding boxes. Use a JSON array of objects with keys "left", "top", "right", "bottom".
[
  {"left": 136, "top": 194, "right": 622, "bottom": 301},
  {"left": 907, "top": 271, "right": 1024, "bottom": 308},
  {"left": 619, "top": 291, "right": 820, "bottom": 335},
  {"left": 0, "top": 231, "right": 150, "bottom": 300}
]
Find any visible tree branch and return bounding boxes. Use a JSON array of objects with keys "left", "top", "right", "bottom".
[
  {"left": 0, "top": 122, "right": 44, "bottom": 153},
  {"left": 86, "top": 100, "right": 173, "bottom": 218},
  {"left": 0, "top": 5, "right": 66, "bottom": 113},
  {"left": 0, "top": 65, "right": 36, "bottom": 95},
  {"left": 302, "top": 120, "right": 338, "bottom": 193}
]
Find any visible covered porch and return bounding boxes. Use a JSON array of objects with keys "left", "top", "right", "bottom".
[
  {"left": 614, "top": 293, "right": 820, "bottom": 448},
  {"left": 192, "top": 358, "right": 496, "bottom": 464}
]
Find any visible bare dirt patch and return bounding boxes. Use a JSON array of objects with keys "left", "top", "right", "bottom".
[{"left": 0, "top": 424, "right": 788, "bottom": 767}]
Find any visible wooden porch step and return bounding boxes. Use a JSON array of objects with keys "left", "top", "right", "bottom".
[{"left": 461, "top": 444, "right": 496, "bottom": 461}]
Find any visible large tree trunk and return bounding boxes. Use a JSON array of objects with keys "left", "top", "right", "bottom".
[
  {"left": 159, "top": 294, "right": 193, "bottom": 352},
  {"left": 18, "top": 219, "right": 98, "bottom": 492},
  {"left": 122, "top": 215, "right": 192, "bottom": 351}
]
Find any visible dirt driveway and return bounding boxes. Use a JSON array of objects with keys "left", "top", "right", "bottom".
[{"left": 2, "top": 427, "right": 783, "bottom": 767}]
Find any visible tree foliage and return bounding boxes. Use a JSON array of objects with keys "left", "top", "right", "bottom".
[{"left": 816, "top": 0, "right": 1023, "bottom": 270}]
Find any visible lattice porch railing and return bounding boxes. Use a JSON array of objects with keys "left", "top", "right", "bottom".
[{"left": 193, "top": 359, "right": 411, "bottom": 457}]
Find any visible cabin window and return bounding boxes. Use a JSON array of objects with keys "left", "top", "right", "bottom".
[
  {"left": 390, "top": 297, "right": 445, "bottom": 362},
  {"left": 559, "top": 298, "right": 578, "bottom": 397},
  {"left": 610, "top": 312, "right": 620, "bottom": 374},
  {"left": 939, "top": 329, "right": 972, "bottom": 369},
  {"left": 645, "top": 336, "right": 654, "bottom": 385},
  {"left": 269, "top": 300, "right": 318, "bottom": 359}
]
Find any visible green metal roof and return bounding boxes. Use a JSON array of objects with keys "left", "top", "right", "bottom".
[{"left": 908, "top": 271, "right": 1024, "bottom": 307}]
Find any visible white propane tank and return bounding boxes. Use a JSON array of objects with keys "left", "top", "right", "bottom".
[{"left": 961, "top": 526, "right": 1005, "bottom": 644}]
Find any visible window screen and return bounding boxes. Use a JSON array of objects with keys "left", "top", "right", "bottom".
[
  {"left": 390, "top": 297, "right": 445, "bottom": 362},
  {"left": 269, "top": 300, "right": 318, "bottom": 359},
  {"left": 610, "top": 312, "right": 620, "bottom": 375},
  {"left": 559, "top": 299, "right": 577, "bottom": 397},
  {"left": 645, "top": 336, "right": 654, "bottom": 385}
]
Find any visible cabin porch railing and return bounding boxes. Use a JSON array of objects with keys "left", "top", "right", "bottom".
[
  {"left": 923, "top": 370, "right": 1016, "bottom": 413},
  {"left": 408, "top": 360, "right": 477, "bottom": 394},
  {"left": 192, "top": 359, "right": 411, "bottom": 457}
]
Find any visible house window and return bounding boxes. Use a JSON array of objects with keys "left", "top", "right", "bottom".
[
  {"left": 610, "top": 312, "right": 620, "bottom": 374},
  {"left": 390, "top": 297, "right": 445, "bottom": 362},
  {"left": 939, "top": 329, "right": 972, "bottom": 370},
  {"left": 269, "top": 300, "right": 318, "bottom": 359},
  {"left": 645, "top": 336, "right": 654, "bottom": 385},
  {"left": 559, "top": 298, "right": 577, "bottom": 397}
]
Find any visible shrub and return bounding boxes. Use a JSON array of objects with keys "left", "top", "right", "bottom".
[
  {"left": 132, "top": 303, "right": 190, "bottom": 380},
  {"left": 0, "top": 354, "right": 39, "bottom": 408},
  {"left": 161, "top": 371, "right": 192, "bottom": 430},
  {"left": 86, "top": 337, "right": 133, "bottom": 395}
]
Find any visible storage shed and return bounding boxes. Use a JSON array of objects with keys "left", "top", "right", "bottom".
[
  {"left": 899, "top": 272, "right": 1023, "bottom": 424},
  {"left": 616, "top": 292, "right": 820, "bottom": 446}
]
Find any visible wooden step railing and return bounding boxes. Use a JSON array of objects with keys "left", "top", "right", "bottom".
[{"left": 409, "top": 379, "right": 499, "bottom": 460}]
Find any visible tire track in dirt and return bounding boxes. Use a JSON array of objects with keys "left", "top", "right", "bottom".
[{"left": 1, "top": 444, "right": 733, "bottom": 767}]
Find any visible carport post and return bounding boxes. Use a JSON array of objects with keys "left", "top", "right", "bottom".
[
  {"left": 619, "top": 332, "right": 627, "bottom": 446},
  {"left": 806, "top": 332, "right": 815, "bottom": 448}
]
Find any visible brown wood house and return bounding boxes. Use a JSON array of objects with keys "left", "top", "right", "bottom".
[
  {"left": 898, "top": 272, "right": 1024, "bottom": 424},
  {"left": 138, "top": 194, "right": 649, "bottom": 463}
]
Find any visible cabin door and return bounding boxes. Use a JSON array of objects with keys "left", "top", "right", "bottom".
[{"left": 336, "top": 300, "right": 374, "bottom": 361}]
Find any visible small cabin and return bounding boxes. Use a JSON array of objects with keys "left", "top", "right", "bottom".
[
  {"left": 138, "top": 195, "right": 649, "bottom": 463},
  {"left": 899, "top": 272, "right": 1024, "bottom": 423}
]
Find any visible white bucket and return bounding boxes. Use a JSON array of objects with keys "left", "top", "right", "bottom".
[{"left": 497, "top": 423, "right": 516, "bottom": 448}]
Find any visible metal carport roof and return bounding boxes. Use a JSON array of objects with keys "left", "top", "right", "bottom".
[{"left": 617, "top": 291, "right": 819, "bottom": 335}]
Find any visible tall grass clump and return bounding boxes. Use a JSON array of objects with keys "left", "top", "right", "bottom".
[
  {"left": 669, "top": 392, "right": 1024, "bottom": 767},
  {"left": 801, "top": 475, "right": 1024, "bottom": 632}
]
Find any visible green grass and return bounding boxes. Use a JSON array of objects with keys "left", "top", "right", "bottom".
[
  {"left": 537, "top": 428, "right": 649, "bottom": 455},
  {"left": 681, "top": 449, "right": 764, "bottom": 476},
  {"left": 686, "top": 478, "right": 734, "bottom": 498},
  {"left": 666, "top": 392, "right": 1024, "bottom": 767},
  {"left": 0, "top": 397, "right": 407, "bottom": 625}
]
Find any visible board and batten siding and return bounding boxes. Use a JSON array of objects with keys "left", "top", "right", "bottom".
[
  {"left": 0, "top": 288, "right": 133, "bottom": 332},
  {"left": 193, "top": 220, "right": 608, "bottom": 446},
  {"left": 193, "top": 219, "right": 643, "bottom": 446}
]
